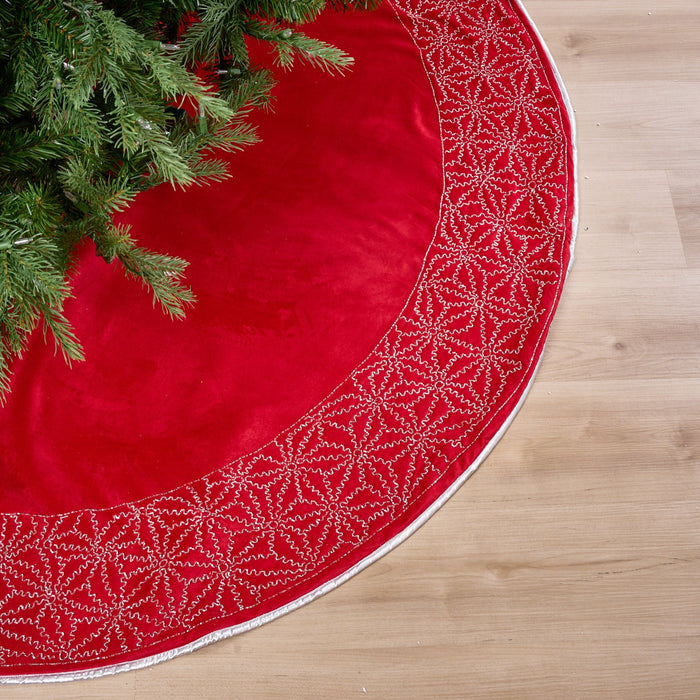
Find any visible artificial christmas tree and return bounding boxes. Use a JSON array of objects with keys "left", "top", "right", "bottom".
[{"left": 0, "top": 0, "right": 376, "bottom": 401}]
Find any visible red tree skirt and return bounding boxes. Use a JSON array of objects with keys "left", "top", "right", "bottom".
[{"left": 0, "top": 0, "right": 576, "bottom": 681}]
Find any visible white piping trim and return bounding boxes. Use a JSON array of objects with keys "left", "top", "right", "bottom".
[
  {"left": 512, "top": 0, "right": 579, "bottom": 272},
  {"left": 0, "top": 0, "right": 578, "bottom": 684}
]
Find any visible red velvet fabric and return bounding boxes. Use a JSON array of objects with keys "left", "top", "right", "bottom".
[
  {"left": 0, "top": 0, "right": 575, "bottom": 680},
  {"left": 0, "top": 6, "right": 441, "bottom": 514}
]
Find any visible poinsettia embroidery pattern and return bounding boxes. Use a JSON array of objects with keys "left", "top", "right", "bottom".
[{"left": 0, "top": 0, "right": 573, "bottom": 676}]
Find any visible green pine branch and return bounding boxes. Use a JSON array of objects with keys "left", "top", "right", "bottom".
[
  {"left": 0, "top": 0, "right": 380, "bottom": 404},
  {"left": 96, "top": 223, "right": 195, "bottom": 320}
]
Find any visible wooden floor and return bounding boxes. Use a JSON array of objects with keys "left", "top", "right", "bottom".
[{"left": 3, "top": 1, "right": 699, "bottom": 697}]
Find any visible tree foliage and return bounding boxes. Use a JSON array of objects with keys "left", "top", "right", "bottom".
[{"left": 0, "top": 0, "right": 377, "bottom": 402}]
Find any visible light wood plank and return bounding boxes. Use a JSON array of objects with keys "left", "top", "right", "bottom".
[
  {"left": 668, "top": 170, "right": 700, "bottom": 267},
  {"left": 527, "top": 0, "right": 700, "bottom": 82},
  {"left": 575, "top": 170, "right": 685, "bottom": 271}
]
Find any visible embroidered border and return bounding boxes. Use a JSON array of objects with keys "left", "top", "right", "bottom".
[{"left": 0, "top": 0, "right": 576, "bottom": 680}]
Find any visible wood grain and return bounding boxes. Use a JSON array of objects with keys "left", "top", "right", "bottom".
[{"left": 2, "top": 1, "right": 699, "bottom": 697}]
